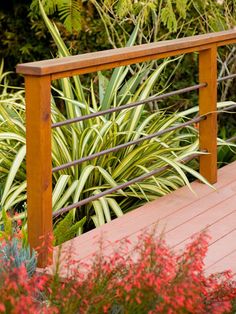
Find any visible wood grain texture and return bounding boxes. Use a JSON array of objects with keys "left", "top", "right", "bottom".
[
  {"left": 199, "top": 46, "right": 217, "bottom": 184},
  {"left": 16, "top": 30, "right": 236, "bottom": 77},
  {"left": 25, "top": 75, "right": 53, "bottom": 267}
]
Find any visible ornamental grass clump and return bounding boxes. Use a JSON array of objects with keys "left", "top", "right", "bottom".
[{"left": 1, "top": 230, "right": 236, "bottom": 313}]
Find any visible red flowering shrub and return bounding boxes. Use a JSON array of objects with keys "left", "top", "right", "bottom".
[
  {"left": 0, "top": 265, "right": 50, "bottom": 313},
  {"left": 0, "top": 231, "right": 236, "bottom": 314}
]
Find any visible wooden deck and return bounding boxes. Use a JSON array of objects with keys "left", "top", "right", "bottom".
[{"left": 50, "top": 161, "right": 236, "bottom": 276}]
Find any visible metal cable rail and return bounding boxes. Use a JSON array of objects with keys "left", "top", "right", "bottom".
[
  {"left": 219, "top": 104, "right": 236, "bottom": 112},
  {"left": 51, "top": 77, "right": 236, "bottom": 215},
  {"left": 52, "top": 103, "right": 236, "bottom": 173},
  {"left": 226, "top": 135, "right": 236, "bottom": 143},
  {"left": 52, "top": 83, "right": 206, "bottom": 128},
  {"left": 53, "top": 153, "right": 200, "bottom": 218},
  {"left": 52, "top": 115, "right": 206, "bottom": 173},
  {"left": 52, "top": 73, "right": 236, "bottom": 129},
  {"left": 217, "top": 73, "right": 236, "bottom": 83}
]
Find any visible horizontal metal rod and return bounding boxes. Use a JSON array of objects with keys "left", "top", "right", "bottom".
[
  {"left": 52, "top": 115, "right": 205, "bottom": 173},
  {"left": 53, "top": 153, "right": 200, "bottom": 218},
  {"left": 52, "top": 83, "right": 207, "bottom": 129},
  {"left": 51, "top": 76, "right": 236, "bottom": 129},
  {"left": 217, "top": 73, "right": 236, "bottom": 83},
  {"left": 226, "top": 135, "right": 236, "bottom": 143},
  {"left": 218, "top": 104, "right": 236, "bottom": 112}
]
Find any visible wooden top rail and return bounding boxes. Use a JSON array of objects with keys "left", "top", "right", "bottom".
[{"left": 16, "top": 30, "right": 236, "bottom": 80}]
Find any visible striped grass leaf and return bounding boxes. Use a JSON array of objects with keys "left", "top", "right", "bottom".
[
  {"left": 1, "top": 145, "right": 26, "bottom": 206},
  {"left": 52, "top": 175, "right": 70, "bottom": 208},
  {"left": 53, "top": 180, "right": 79, "bottom": 212},
  {"left": 4, "top": 182, "right": 27, "bottom": 211}
]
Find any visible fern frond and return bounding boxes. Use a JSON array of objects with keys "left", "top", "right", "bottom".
[
  {"left": 115, "top": 0, "right": 133, "bottom": 18},
  {"left": 59, "top": 0, "right": 82, "bottom": 32},
  {"left": 32, "top": 0, "right": 64, "bottom": 16},
  {"left": 176, "top": 0, "right": 187, "bottom": 19},
  {"left": 161, "top": 0, "right": 177, "bottom": 32}
]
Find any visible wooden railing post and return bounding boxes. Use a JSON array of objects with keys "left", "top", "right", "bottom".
[
  {"left": 199, "top": 46, "right": 218, "bottom": 184},
  {"left": 25, "top": 75, "right": 53, "bottom": 267}
]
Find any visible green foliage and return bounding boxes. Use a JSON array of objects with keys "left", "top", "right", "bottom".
[
  {"left": 92, "top": 0, "right": 236, "bottom": 46},
  {"left": 1, "top": 3, "right": 236, "bottom": 244},
  {"left": 31, "top": 0, "right": 64, "bottom": 15},
  {"left": 161, "top": 0, "right": 187, "bottom": 32},
  {"left": 115, "top": 0, "right": 133, "bottom": 19},
  {"left": 161, "top": 0, "right": 178, "bottom": 33},
  {"left": 176, "top": 0, "right": 187, "bottom": 18},
  {"left": 91, "top": 0, "right": 236, "bottom": 110},
  {"left": 217, "top": 103, "right": 236, "bottom": 167},
  {"left": 0, "top": 1, "right": 109, "bottom": 85},
  {"left": 0, "top": 209, "right": 13, "bottom": 238},
  {"left": 59, "top": 1, "right": 82, "bottom": 32},
  {"left": 54, "top": 213, "right": 86, "bottom": 245},
  {"left": 31, "top": 0, "right": 83, "bottom": 32},
  {"left": 0, "top": 4, "right": 52, "bottom": 85},
  {"left": 0, "top": 62, "right": 26, "bottom": 214},
  {"left": 2, "top": 0, "right": 236, "bottom": 95}
]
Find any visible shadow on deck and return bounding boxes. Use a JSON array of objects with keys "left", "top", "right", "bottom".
[{"left": 47, "top": 161, "right": 236, "bottom": 277}]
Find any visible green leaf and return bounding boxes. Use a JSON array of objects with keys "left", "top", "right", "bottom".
[
  {"left": 0, "top": 208, "right": 13, "bottom": 238},
  {"left": 96, "top": 166, "right": 126, "bottom": 196},
  {"left": 1, "top": 145, "right": 26, "bottom": 205},
  {"left": 54, "top": 212, "right": 86, "bottom": 245},
  {"left": 92, "top": 199, "right": 105, "bottom": 226},
  {"left": 107, "top": 198, "right": 123, "bottom": 217},
  {"left": 59, "top": 1, "right": 82, "bottom": 32},
  {"left": 53, "top": 180, "right": 79, "bottom": 212},
  {"left": 73, "top": 165, "right": 95, "bottom": 203},
  {"left": 161, "top": 0, "right": 177, "bottom": 32},
  {"left": 52, "top": 175, "right": 70, "bottom": 208},
  {"left": 100, "top": 22, "right": 139, "bottom": 110},
  {"left": 4, "top": 182, "right": 27, "bottom": 211}
]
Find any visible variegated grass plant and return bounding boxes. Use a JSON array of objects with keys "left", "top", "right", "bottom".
[
  {"left": 0, "top": 73, "right": 203, "bottom": 245},
  {"left": 0, "top": 65, "right": 204, "bottom": 246},
  {"left": 1, "top": 4, "right": 235, "bottom": 245}
]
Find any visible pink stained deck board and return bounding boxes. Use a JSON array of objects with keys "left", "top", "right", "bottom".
[
  {"left": 46, "top": 161, "right": 236, "bottom": 276},
  {"left": 204, "top": 229, "right": 236, "bottom": 268},
  {"left": 205, "top": 249, "right": 236, "bottom": 275}
]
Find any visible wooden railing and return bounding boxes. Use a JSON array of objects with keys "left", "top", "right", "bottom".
[{"left": 16, "top": 30, "right": 236, "bottom": 267}]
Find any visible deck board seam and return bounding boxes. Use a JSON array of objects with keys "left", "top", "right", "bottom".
[
  {"left": 162, "top": 193, "right": 236, "bottom": 233},
  {"left": 209, "top": 227, "right": 236, "bottom": 246},
  {"left": 206, "top": 248, "right": 236, "bottom": 270},
  {"left": 171, "top": 213, "right": 236, "bottom": 250}
]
